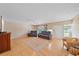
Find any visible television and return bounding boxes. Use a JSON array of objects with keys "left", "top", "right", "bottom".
[{"left": 0, "top": 16, "right": 4, "bottom": 33}]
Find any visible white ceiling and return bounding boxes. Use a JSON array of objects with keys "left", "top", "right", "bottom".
[{"left": 0, "top": 3, "right": 79, "bottom": 24}]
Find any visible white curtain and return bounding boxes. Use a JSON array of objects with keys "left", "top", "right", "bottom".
[
  {"left": 0, "top": 16, "right": 4, "bottom": 32},
  {"left": 2, "top": 17, "right": 4, "bottom": 32}
]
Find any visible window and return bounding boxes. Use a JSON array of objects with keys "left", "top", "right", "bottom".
[{"left": 64, "top": 24, "right": 72, "bottom": 37}]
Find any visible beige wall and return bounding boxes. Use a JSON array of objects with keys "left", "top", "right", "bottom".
[
  {"left": 0, "top": 16, "right": 1, "bottom": 32},
  {"left": 4, "top": 20, "right": 32, "bottom": 39},
  {"left": 32, "top": 20, "right": 73, "bottom": 38},
  {"left": 3, "top": 18, "right": 73, "bottom": 39}
]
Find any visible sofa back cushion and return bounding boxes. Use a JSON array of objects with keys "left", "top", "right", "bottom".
[
  {"left": 42, "top": 31, "right": 51, "bottom": 35},
  {"left": 31, "top": 31, "right": 37, "bottom": 34}
]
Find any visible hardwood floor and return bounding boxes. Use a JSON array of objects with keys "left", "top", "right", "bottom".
[{"left": 0, "top": 36, "right": 69, "bottom": 56}]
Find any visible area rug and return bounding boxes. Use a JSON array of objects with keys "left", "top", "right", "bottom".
[{"left": 26, "top": 38, "right": 49, "bottom": 51}]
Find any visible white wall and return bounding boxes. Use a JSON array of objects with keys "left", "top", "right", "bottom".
[
  {"left": 47, "top": 20, "right": 73, "bottom": 38},
  {"left": 72, "top": 16, "right": 79, "bottom": 38},
  {"left": 4, "top": 20, "right": 32, "bottom": 39},
  {"left": 53, "top": 25, "right": 64, "bottom": 38}
]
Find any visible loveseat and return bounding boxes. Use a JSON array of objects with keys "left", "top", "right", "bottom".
[
  {"left": 38, "top": 31, "right": 52, "bottom": 40},
  {"left": 28, "top": 31, "right": 37, "bottom": 37}
]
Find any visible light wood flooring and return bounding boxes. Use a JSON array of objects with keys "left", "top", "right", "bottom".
[{"left": 0, "top": 36, "right": 69, "bottom": 56}]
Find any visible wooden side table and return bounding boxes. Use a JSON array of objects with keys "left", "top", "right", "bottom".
[{"left": 0, "top": 32, "right": 11, "bottom": 53}]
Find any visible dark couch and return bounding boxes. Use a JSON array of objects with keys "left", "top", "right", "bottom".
[
  {"left": 28, "top": 31, "right": 37, "bottom": 37},
  {"left": 38, "top": 31, "right": 52, "bottom": 40}
]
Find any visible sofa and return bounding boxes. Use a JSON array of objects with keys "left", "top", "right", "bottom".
[
  {"left": 63, "top": 37, "right": 79, "bottom": 55},
  {"left": 63, "top": 37, "right": 78, "bottom": 49},
  {"left": 28, "top": 31, "right": 37, "bottom": 37},
  {"left": 38, "top": 31, "right": 52, "bottom": 40}
]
